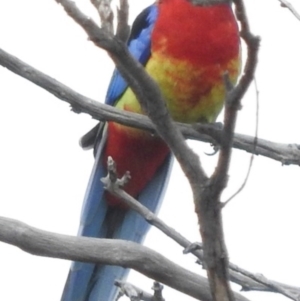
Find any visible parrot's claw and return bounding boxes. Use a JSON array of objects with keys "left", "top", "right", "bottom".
[
  {"left": 183, "top": 242, "right": 205, "bottom": 266},
  {"left": 183, "top": 241, "right": 203, "bottom": 254},
  {"left": 205, "top": 143, "right": 220, "bottom": 156}
]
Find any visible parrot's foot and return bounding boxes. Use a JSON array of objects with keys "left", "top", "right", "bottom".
[
  {"left": 193, "top": 122, "right": 223, "bottom": 155},
  {"left": 183, "top": 242, "right": 205, "bottom": 266},
  {"left": 205, "top": 143, "right": 220, "bottom": 156},
  {"left": 183, "top": 241, "right": 203, "bottom": 254}
]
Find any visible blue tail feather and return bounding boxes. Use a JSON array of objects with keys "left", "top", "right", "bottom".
[
  {"left": 62, "top": 129, "right": 109, "bottom": 301},
  {"left": 62, "top": 125, "right": 173, "bottom": 301}
]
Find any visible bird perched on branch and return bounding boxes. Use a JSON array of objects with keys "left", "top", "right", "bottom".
[{"left": 62, "top": 0, "right": 240, "bottom": 300}]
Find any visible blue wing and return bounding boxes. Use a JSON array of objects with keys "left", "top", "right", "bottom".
[
  {"left": 62, "top": 4, "right": 173, "bottom": 301},
  {"left": 105, "top": 5, "right": 158, "bottom": 105},
  {"left": 79, "top": 4, "right": 158, "bottom": 150}
]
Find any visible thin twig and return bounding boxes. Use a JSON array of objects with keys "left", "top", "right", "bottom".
[
  {"left": 278, "top": 0, "right": 300, "bottom": 21},
  {"left": 116, "top": 0, "right": 130, "bottom": 42},
  {"left": 229, "top": 263, "right": 300, "bottom": 301},
  {"left": 90, "top": 0, "right": 114, "bottom": 35},
  {"left": 222, "top": 78, "right": 259, "bottom": 207}
]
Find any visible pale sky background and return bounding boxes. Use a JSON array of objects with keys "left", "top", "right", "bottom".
[{"left": 0, "top": 0, "right": 300, "bottom": 300}]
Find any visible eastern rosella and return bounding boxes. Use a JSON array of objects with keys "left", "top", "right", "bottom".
[{"left": 62, "top": 0, "right": 241, "bottom": 300}]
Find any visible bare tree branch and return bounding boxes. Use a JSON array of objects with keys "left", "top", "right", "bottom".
[
  {"left": 0, "top": 48, "right": 298, "bottom": 163},
  {"left": 0, "top": 216, "right": 250, "bottom": 301},
  {"left": 185, "top": 1, "right": 260, "bottom": 300}
]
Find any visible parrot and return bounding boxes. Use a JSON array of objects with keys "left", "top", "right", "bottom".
[{"left": 61, "top": 0, "right": 241, "bottom": 300}]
